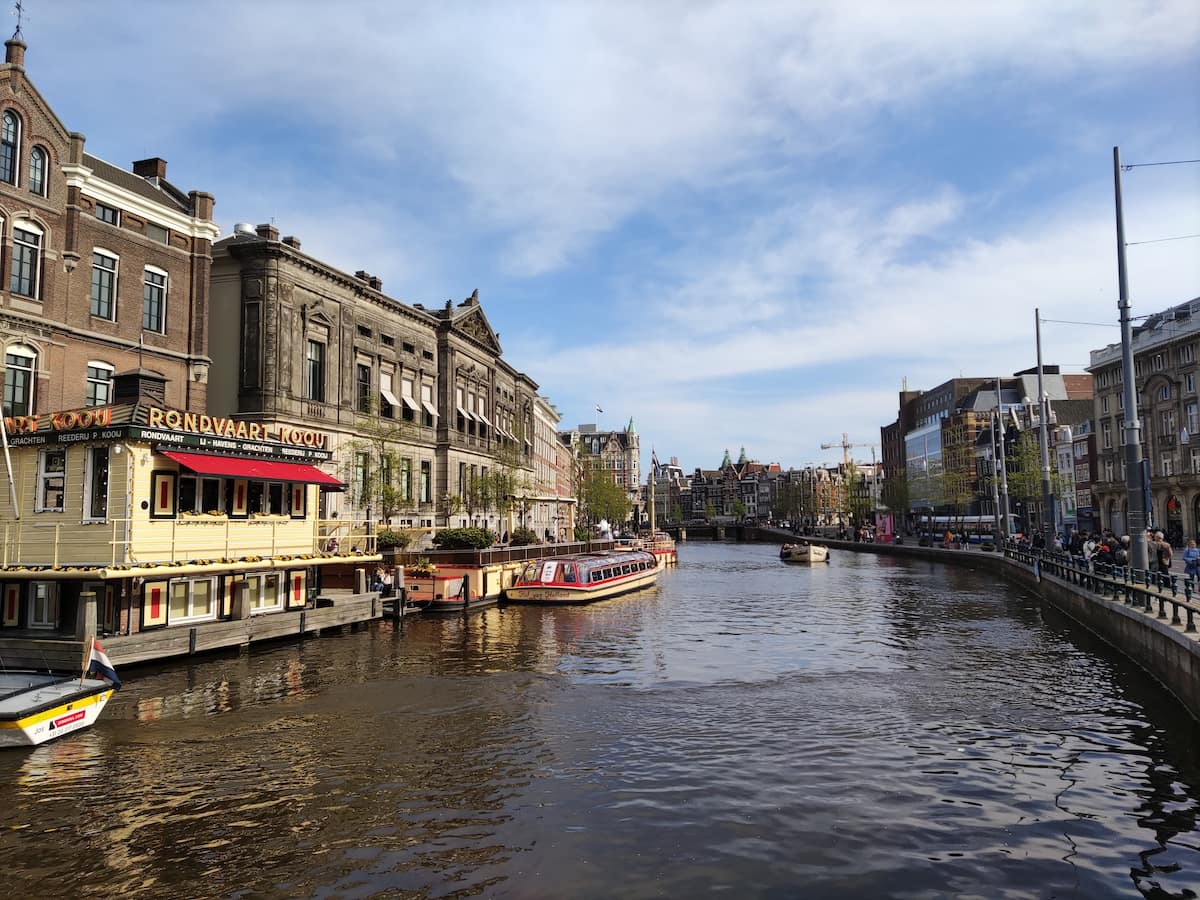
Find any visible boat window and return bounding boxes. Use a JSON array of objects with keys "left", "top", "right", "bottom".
[
  {"left": 521, "top": 563, "right": 539, "bottom": 583},
  {"left": 591, "top": 571, "right": 601, "bottom": 583},
  {"left": 622, "top": 564, "right": 631, "bottom": 575},
  {"left": 562, "top": 564, "right": 577, "bottom": 584}
]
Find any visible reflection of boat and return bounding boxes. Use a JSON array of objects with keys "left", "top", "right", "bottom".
[
  {"left": 504, "top": 549, "right": 659, "bottom": 604},
  {"left": 0, "top": 672, "right": 115, "bottom": 748},
  {"left": 780, "top": 542, "right": 829, "bottom": 564},
  {"left": 616, "top": 531, "right": 678, "bottom": 567}
]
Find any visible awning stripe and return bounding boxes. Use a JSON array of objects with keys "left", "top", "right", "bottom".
[{"left": 159, "top": 450, "right": 345, "bottom": 489}]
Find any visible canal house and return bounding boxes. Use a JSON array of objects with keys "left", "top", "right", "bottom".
[{"left": 0, "top": 371, "right": 381, "bottom": 665}]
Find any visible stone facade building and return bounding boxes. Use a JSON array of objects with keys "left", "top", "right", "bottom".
[
  {"left": 1089, "top": 298, "right": 1200, "bottom": 543},
  {"left": 0, "top": 37, "right": 217, "bottom": 419}
]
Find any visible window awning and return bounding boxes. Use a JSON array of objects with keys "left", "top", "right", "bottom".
[
  {"left": 421, "top": 399, "right": 439, "bottom": 418},
  {"left": 160, "top": 450, "right": 345, "bottom": 490},
  {"left": 456, "top": 404, "right": 470, "bottom": 420},
  {"left": 380, "top": 388, "right": 401, "bottom": 409},
  {"left": 400, "top": 393, "right": 419, "bottom": 410},
  {"left": 476, "top": 411, "right": 493, "bottom": 427}
]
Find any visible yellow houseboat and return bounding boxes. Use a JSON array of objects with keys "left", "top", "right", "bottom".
[{"left": 0, "top": 375, "right": 380, "bottom": 669}]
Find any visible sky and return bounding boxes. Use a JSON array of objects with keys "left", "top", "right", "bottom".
[{"left": 25, "top": 1, "right": 1200, "bottom": 472}]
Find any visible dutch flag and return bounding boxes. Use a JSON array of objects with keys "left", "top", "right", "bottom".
[{"left": 85, "top": 639, "right": 121, "bottom": 689}]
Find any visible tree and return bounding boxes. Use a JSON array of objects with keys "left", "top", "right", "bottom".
[
  {"left": 582, "top": 465, "right": 631, "bottom": 528},
  {"left": 343, "top": 403, "right": 415, "bottom": 524},
  {"left": 731, "top": 499, "right": 747, "bottom": 522},
  {"left": 881, "top": 470, "right": 910, "bottom": 515}
]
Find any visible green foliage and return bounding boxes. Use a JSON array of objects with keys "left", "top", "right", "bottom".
[
  {"left": 376, "top": 528, "right": 421, "bottom": 551},
  {"left": 582, "top": 466, "right": 631, "bottom": 527},
  {"left": 574, "top": 524, "right": 590, "bottom": 542},
  {"left": 432, "top": 527, "right": 497, "bottom": 549},
  {"left": 509, "top": 526, "right": 539, "bottom": 546},
  {"left": 880, "top": 471, "right": 910, "bottom": 514}
]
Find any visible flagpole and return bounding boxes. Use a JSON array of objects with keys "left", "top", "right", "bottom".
[
  {"left": 0, "top": 411, "right": 20, "bottom": 520},
  {"left": 80, "top": 635, "right": 95, "bottom": 686}
]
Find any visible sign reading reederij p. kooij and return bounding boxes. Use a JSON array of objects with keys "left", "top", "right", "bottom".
[{"left": 3, "top": 406, "right": 332, "bottom": 461}]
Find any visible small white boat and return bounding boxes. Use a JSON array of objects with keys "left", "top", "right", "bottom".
[
  {"left": 0, "top": 671, "right": 115, "bottom": 748},
  {"left": 505, "top": 548, "right": 659, "bottom": 604},
  {"left": 780, "top": 542, "right": 829, "bottom": 564}
]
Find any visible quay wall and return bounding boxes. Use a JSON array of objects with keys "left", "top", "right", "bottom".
[{"left": 737, "top": 527, "right": 1200, "bottom": 721}]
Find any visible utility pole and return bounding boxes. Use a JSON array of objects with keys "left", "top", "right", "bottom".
[
  {"left": 1035, "top": 308, "right": 1056, "bottom": 542},
  {"left": 996, "top": 375, "right": 1011, "bottom": 537},
  {"left": 1114, "top": 146, "right": 1149, "bottom": 570}
]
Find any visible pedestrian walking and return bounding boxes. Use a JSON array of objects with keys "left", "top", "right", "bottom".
[{"left": 1184, "top": 539, "right": 1200, "bottom": 579}]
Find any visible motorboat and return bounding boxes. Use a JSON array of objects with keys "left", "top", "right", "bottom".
[
  {"left": 0, "top": 671, "right": 115, "bottom": 748},
  {"left": 504, "top": 548, "right": 659, "bottom": 604},
  {"left": 780, "top": 542, "right": 829, "bottom": 564}
]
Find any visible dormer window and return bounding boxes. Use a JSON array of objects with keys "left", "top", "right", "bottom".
[
  {"left": 28, "top": 146, "right": 46, "bottom": 196},
  {"left": 0, "top": 111, "right": 18, "bottom": 184}
]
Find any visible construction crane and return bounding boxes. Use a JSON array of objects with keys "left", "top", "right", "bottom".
[{"left": 821, "top": 433, "right": 879, "bottom": 469}]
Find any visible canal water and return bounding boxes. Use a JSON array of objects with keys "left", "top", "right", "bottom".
[{"left": 3, "top": 543, "right": 1199, "bottom": 898}]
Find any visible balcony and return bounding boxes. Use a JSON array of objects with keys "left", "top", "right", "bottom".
[{"left": 0, "top": 517, "right": 376, "bottom": 571}]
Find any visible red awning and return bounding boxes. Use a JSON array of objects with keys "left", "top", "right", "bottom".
[{"left": 159, "top": 450, "right": 344, "bottom": 490}]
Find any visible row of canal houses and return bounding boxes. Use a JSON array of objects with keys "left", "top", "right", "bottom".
[{"left": 0, "top": 36, "right": 575, "bottom": 664}]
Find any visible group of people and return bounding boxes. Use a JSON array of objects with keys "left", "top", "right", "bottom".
[
  {"left": 1022, "top": 528, "right": 1200, "bottom": 578},
  {"left": 372, "top": 566, "right": 396, "bottom": 597}
]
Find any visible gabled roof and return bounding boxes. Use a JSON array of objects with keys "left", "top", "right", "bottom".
[{"left": 83, "top": 153, "right": 193, "bottom": 214}]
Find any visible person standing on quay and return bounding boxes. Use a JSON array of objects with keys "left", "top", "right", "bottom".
[
  {"left": 1154, "top": 531, "right": 1173, "bottom": 576},
  {"left": 1183, "top": 540, "right": 1200, "bottom": 580}
]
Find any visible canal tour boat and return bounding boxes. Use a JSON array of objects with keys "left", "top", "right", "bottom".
[
  {"left": 780, "top": 542, "right": 829, "bottom": 565},
  {"left": 505, "top": 549, "right": 659, "bottom": 605},
  {"left": 615, "top": 531, "right": 678, "bottom": 568}
]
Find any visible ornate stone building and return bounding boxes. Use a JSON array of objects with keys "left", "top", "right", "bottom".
[
  {"left": 1090, "top": 298, "right": 1200, "bottom": 544},
  {"left": 0, "top": 36, "right": 217, "bottom": 418}
]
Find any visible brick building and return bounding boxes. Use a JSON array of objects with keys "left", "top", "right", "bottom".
[{"left": 0, "top": 37, "right": 217, "bottom": 419}]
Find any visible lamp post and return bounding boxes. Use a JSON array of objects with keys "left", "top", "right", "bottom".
[
  {"left": 1114, "top": 146, "right": 1149, "bottom": 570},
  {"left": 996, "top": 376, "right": 1011, "bottom": 537},
  {"left": 1035, "top": 308, "right": 1056, "bottom": 542}
]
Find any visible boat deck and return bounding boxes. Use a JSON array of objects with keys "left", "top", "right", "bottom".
[{"left": 0, "top": 672, "right": 110, "bottom": 720}]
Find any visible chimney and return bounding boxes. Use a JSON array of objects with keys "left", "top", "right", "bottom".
[
  {"left": 355, "top": 270, "right": 370, "bottom": 281},
  {"left": 113, "top": 369, "right": 168, "bottom": 407},
  {"left": 5, "top": 38, "right": 26, "bottom": 68},
  {"left": 188, "top": 190, "right": 214, "bottom": 222},
  {"left": 255, "top": 223, "right": 279, "bottom": 241},
  {"left": 369, "top": 276, "right": 382, "bottom": 291},
  {"left": 133, "top": 157, "right": 167, "bottom": 180},
  {"left": 282, "top": 235, "right": 301, "bottom": 250}
]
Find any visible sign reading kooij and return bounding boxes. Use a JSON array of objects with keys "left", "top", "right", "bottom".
[{"left": 3, "top": 406, "right": 332, "bottom": 461}]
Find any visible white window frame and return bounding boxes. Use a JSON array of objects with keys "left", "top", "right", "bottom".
[
  {"left": 143, "top": 265, "right": 167, "bottom": 333},
  {"left": 83, "top": 444, "right": 110, "bottom": 523},
  {"left": 1161, "top": 454, "right": 1174, "bottom": 477},
  {"left": 11, "top": 220, "right": 42, "bottom": 299},
  {"left": 28, "top": 582, "right": 57, "bottom": 630},
  {"left": 4, "top": 343, "right": 36, "bottom": 416},
  {"left": 36, "top": 447, "right": 66, "bottom": 513},
  {"left": 86, "top": 360, "right": 114, "bottom": 407},
  {"left": 1101, "top": 396, "right": 1109, "bottom": 414},
  {"left": 1183, "top": 344, "right": 1196, "bottom": 364},
  {"left": 1161, "top": 384, "right": 1171, "bottom": 401},
  {"left": 169, "top": 577, "right": 217, "bottom": 623},
  {"left": 244, "top": 572, "right": 283, "bottom": 614},
  {"left": 90, "top": 248, "right": 119, "bottom": 321}
]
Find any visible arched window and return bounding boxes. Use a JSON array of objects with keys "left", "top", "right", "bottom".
[
  {"left": 0, "top": 110, "right": 18, "bottom": 184},
  {"left": 85, "top": 361, "right": 114, "bottom": 407},
  {"left": 4, "top": 344, "right": 36, "bottom": 416},
  {"left": 10, "top": 221, "right": 42, "bottom": 298},
  {"left": 28, "top": 146, "right": 45, "bottom": 196}
]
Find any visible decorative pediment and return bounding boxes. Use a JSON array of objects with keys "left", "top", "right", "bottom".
[{"left": 452, "top": 305, "right": 503, "bottom": 356}]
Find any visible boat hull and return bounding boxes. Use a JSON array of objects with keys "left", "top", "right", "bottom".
[
  {"left": 505, "top": 568, "right": 658, "bottom": 604},
  {"left": 780, "top": 544, "right": 829, "bottom": 564},
  {"left": 0, "top": 675, "right": 114, "bottom": 748}
]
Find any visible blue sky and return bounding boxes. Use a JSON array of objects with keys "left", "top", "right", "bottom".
[{"left": 28, "top": 1, "right": 1200, "bottom": 472}]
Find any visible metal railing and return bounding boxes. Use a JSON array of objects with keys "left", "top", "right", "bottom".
[
  {"left": 0, "top": 517, "right": 376, "bottom": 568},
  {"left": 1005, "top": 543, "right": 1198, "bottom": 633}
]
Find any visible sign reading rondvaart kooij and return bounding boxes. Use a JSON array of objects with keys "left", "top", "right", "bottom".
[{"left": 2, "top": 406, "right": 332, "bottom": 461}]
